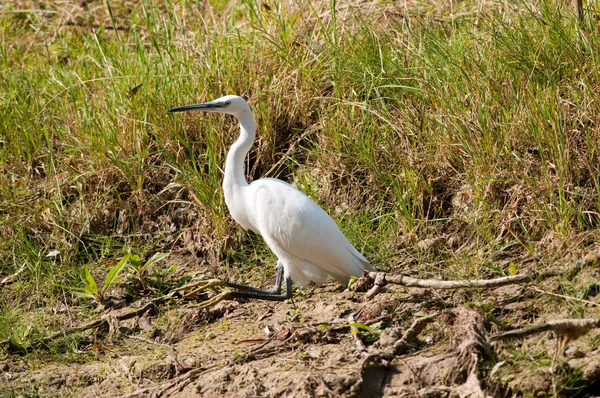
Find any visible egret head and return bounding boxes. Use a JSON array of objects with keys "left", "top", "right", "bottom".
[{"left": 168, "top": 95, "right": 251, "bottom": 116}]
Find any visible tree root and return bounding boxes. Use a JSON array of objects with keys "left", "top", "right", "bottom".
[
  {"left": 490, "top": 318, "right": 600, "bottom": 398},
  {"left": 356, "top": 307, "right": 492, "bottom": 398}
]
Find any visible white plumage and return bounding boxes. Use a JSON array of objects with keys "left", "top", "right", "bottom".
[
  {"left": 239, "top": 178, "right": 371, "bottom": 286},
  {"left": 169, "top": 95, "right": 372, "bottom": 289}
]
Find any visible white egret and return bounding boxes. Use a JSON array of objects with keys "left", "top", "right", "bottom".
[{"left": 168, "top": 95, "right": 372, "bottom": 303}]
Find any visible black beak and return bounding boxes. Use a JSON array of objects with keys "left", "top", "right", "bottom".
[{"left": 167, "top": 102, "right": 224, "bottom": 113}]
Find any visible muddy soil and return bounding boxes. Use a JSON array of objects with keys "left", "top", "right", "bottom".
[{"left": 2, "top": 272, "right": 600, "bottom": 397}]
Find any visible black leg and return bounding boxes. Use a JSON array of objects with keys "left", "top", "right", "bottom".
[
  {"left": 230, "top": 276, "right": 293, "bottom": 302},
  {"left": 224, "top": 262, "right": 284, "bottom": 295}
]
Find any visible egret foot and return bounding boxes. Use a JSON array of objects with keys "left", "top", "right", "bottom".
[
  {"left": 175, "top": 279, "right": 235, "bottom": 308},
  {"left": 175, "top": 278, "right": 229, "bottom": 298},
  {"left": 175, "top": 264, "right": 292, "bottom": 308},
  {"left": 188, "top": 289, "right": 234, "bottom": 309},
  {"left": 224, "top": 264, "right": 293, "bottom": 302},
  {"left": 229, "top": 275, "right": 293, "bottom": 302},
  {"left": 224, "top": 262, "right": 284, "bottom": 295}
]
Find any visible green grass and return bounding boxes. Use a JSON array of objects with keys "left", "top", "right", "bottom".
[{"left": 1, "top": 0, "right": 600, "bottom": 389}]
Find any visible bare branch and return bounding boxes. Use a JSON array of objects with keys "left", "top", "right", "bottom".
[
  {"left": 489, "top": 318, "right": 600, "bottom": 343},
  {"left": 365, "top": 272, "right": 386, "bottom": 300},
  {"left": 359, "top": 250, "right": 599, "bottom": 297}
]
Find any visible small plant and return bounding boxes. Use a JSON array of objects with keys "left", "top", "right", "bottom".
[
  {"left": 347, "top": 275, "right": 360, "bottom": 290},
  {"left": 288, "top": 308, "right": 300, "bottom": 321},
  {"left": 126, "top": 252, "right": 174, "bottom": 293},
  {"left": 58, "top": 253, "right": 131, "bottom": 304},
  {"left": 349, "top": 321, "right": 383, "bottom": 344}
]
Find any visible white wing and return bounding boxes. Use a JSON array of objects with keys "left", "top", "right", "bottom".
[{"left": 246, "top": 178, "right": 372, "bottom": 286}]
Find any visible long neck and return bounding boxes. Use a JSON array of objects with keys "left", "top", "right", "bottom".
[{"left": 223, "top": 111, "right": 255, "bottom": 195}]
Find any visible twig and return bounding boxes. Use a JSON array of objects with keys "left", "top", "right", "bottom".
[
  {"left": 530, "top": 286, "right": 599, "bottom": 307},
  {"left": 307, "top": 315, "right": 391, "bottom": 329},
  {"left": 489, "top": 318, "right": 600, "bottom": 343},
  {"left": 28, "top": 319, "right": 107, "bottom": 350},
  {"left": 350, "top": 271, "right": 374, "bottom": 292},
  {"left": 490, "top": 316, "right": 600, "bottom": 398}
]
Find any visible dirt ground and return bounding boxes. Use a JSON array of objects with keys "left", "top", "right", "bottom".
[{"left": 3, "top": 266, "right": 600, "bottom": 398}]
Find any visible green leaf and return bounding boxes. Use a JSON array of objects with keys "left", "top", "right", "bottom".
[
  {"left": 488, "top": 264, "right": 504, "bottom": 275},
  {"left": 507, "top": 262, "right": 518, "bottom": 276},
  {"left": 84, "top": 284, "right": 97, "bottom": 297},
  {"left": 349, "top": 322, "right": 371, "bottom": 332},
  {"left": 54, "top": 284, "right": 96, "bottom": 300},
  {"left": 161, "top": 264, "right": 177, "bottom": 277},
  {"left": 364, "top": 334, "right": 380, "bottom": 343},
  {"left": 74, "top": 291, "right": 97, "bottom": 299},
  {"left": 81, "top": 267, "right": 98, "bottom": 297},
  {"left": 347, "top": 275, "right": 359, "bottom": 289},
  {"left": 130, "top": 254, "right": 143, "bottom": 270},
  {"left": 142, "top": 252, "right": 170, "bottom": 270},
  {"left": 103, "top": 253, "right": 131, "bottom": 293}
]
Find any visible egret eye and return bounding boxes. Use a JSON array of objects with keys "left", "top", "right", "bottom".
[{"left": 224, "top": 100, "right": 232, "bottom": 107}]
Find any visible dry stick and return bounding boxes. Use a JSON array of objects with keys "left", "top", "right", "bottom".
[
  {"left": 489, "top": 318, "right": 600, "bottom": 343},
  {"left": 363, "top": 250, "right": 600, "bottom": 292},
  {"left": 490, "top": 317, "right": 600, "bottom": 398},
  {"left": 365, "top": 272, "right": 386, "bottom": 300},
  {"left": 360, "top": 313, "right": 441, "bottom": 367}
]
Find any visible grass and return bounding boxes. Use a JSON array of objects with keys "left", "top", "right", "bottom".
[{"left": 1, "top": 0, "right": 600, "bottom": 394}]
